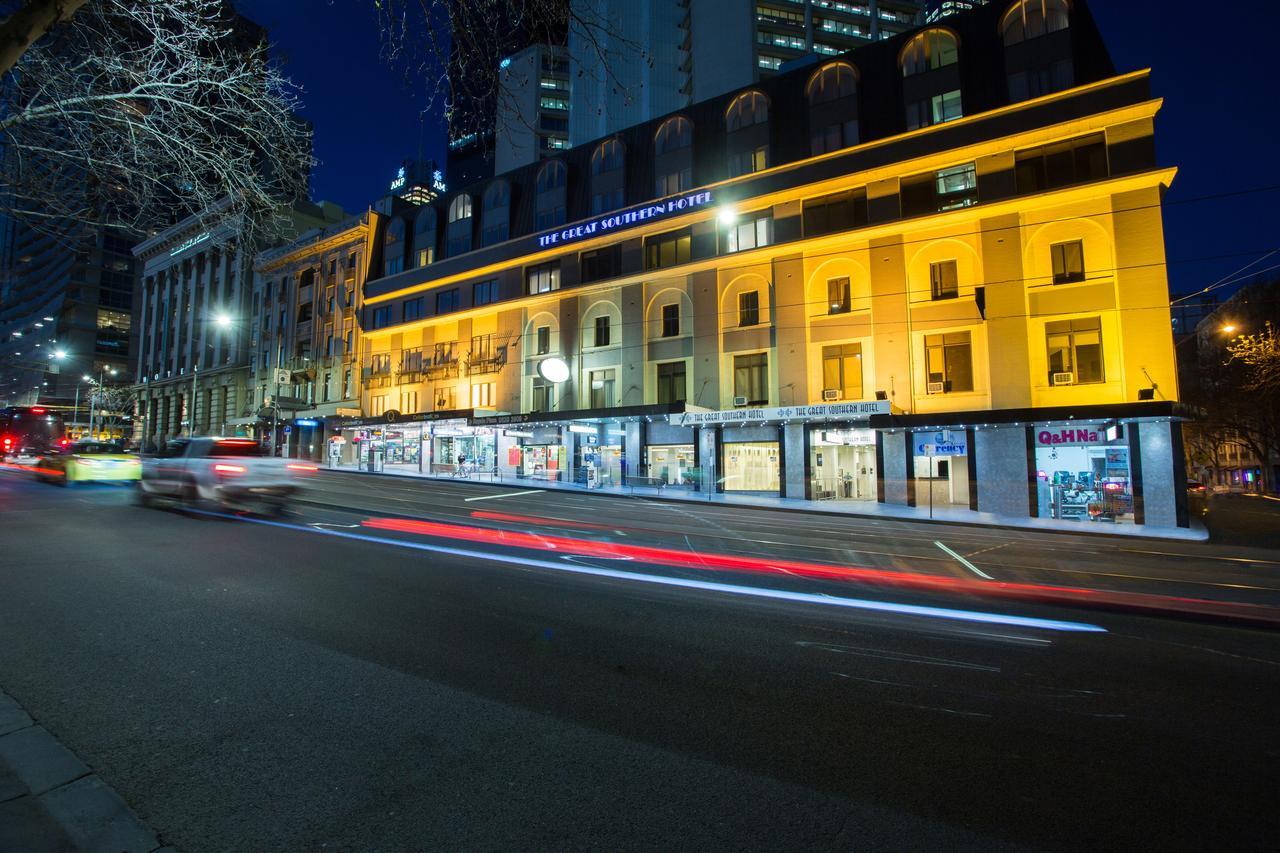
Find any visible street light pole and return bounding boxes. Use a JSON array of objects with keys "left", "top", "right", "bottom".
[{"left": 190, "top": 363, "right": 198, "bottom": 437}]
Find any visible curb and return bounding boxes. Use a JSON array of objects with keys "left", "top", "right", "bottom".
[
  {"left": 0, "top": 689, "right": 167, "bottom": 853},
  {"left": 312, "top": 466, "right": 1208, "bottom": 544}
]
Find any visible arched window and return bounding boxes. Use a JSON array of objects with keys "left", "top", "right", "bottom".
[
  {"left": 382, "top": 217, "right": 405, "bottom": 277},
  {"left": 589, "top": 139, "right": 625, "bottom": 214},
  {"left": 1002, "top": 0, "right": 1073, "bottom": 101},
  {"left": 535, "top": 160, "right": 566, "bottom": 230},
  {"left": 446, "top": 194, "right": 473, "bottom": 256},
  {"left": 413, "top": 206, "right": 436, "bottom": 268},
  {"left": 654, "top": 117, "right": 693, "bottom": 196},
  {"left": 725, "top": 91, "right": 769, "bottom": 132},
  {"left": 806, "top": 62, "right": 857, "bottom": 105},
  {"left": 806, "top": 62, "right": 859, "bottom": 156},
  {"left": 1002, "top": 0, "right": 1070, "bottom": 46},
  {"left": 900, "top": 30, "right": 962, "bottom": 130},
  {"left": 448, "top": 194, "right": 472, "bottom": 223},
  {"left": 725, "top": 91, "right": 770, "bottom": 177},
  {"left": 900, "top": 29, "right": 959, "bottom": 77},
  {"left": 654, "top": 117, "right": 692, "bottom": 156},
  {"left": 481, "top": 180, "right": 510, "bottom": 246}
]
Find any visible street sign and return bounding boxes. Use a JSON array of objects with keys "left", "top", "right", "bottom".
[{"left": 283, "top": 426, "right": 292, "bottom": 435}]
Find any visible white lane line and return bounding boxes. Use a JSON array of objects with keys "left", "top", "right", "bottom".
[
  {"left": 934, "top": 540, "right": 994, "bottom": 580},
  {"left": 463, "top": 489, "right": 543, "bottom": 503},
  {"left": 192, "top": 510, "right": 1107, "bottom": 633}
]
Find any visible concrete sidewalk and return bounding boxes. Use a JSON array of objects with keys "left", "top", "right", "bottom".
[
  {"left": 323, "top": 462, "right": 1210, "bottom": 541},
  {"left": 0, "top": 689, "right": 166, "bottom": 853}
]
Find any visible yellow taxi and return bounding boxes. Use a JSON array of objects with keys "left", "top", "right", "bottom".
[{"left": 35, "top": 441, "right": 141, "bottom": 486}]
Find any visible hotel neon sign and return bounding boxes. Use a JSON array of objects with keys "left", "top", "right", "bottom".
[{"left": 536, "top": 190, "right": 714, "bottom": 248}]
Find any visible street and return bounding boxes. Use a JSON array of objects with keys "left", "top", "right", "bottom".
[{"left": 1, "top": 468, "right": 1277, "bottom": 851}]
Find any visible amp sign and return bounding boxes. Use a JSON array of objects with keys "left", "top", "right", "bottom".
[{"left": 536, "top": 190, "right": 714, "bottom": 248}]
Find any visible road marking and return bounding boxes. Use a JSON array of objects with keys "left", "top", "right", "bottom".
[
  {"left": 463, "top": 489, "right": 542, "bottom": 503},
  {"left": 1120, "top": 548, "right": 1280, "bottom": 566},
  {"left": 935, "top": 540, "right": 994, "bottom": 580},
  {"left": 201, "top": 510, "right": 1107, "bottom": 633}
]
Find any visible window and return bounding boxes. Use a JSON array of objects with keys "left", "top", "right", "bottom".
[
  {"left": 1046, "top": 316, "right": 1103, "bottom": 385},
  {"left": 370, "top": 353, "right": 392, "bottom": 375},
  {"left": 1051, "top": 240, "right": 1085, "bottom": 284},
  {"left": 661, "top": 303, "right": 680, "bottom": 338},
  {"left": 725, "top": 91, "right": 768, "bottom": 131},
  {"left": 591, "top": 188, "right": 623, "bottom": 214},
  {"left": 580, "top": 245, "right": 621, "bottom": 283},
  {"left": 590, "top": 138, "right": 624, "bottom": 174},
  {"left": 724, "top": 210, "right": 772, "bottom": 253},
  {"left": 446, "top": 195, "right": 473, "bottom": 256},
  {"left": 733, "top": 353, "right": 769, "bottom": 405},
  {"left": 803, "top": 189, "right": 868, "bottom": 237},
  {"left": 433, "top": 341, "right": 456, "bottom": 365},
  {"left": 535, "top": 160, "right": 567, "bottom": 230},
  {"left": 654, "top": 116, "right": 694, "bottom": 196},
  {"left": 1014, "top": 134, "right": 1108, "bottom": 194},
  {"left": 1007, "top": 61, "right": 1074, "bottom": 102},
  {"left": 481, "top": 181, "right": 510, "bottom": 246},
  {"left": 536, "top": 326, "right": 551, "bottom": 355},
  {"left": 924, "top": 331, "right": 973, "bottom": 393},
  {"left": 370, "top": 395, "right": 387, "bottom": 417},
  {"left": 590, "top": 138, "right": 625, "bottom": 214},
  {"left": 371, "top": 306, "right": 392, "bottom": 329},
  {"left": 827, "top": 277, "right": 851, "bottom": 314},
  {"left": 822, "top": 343, "right": 863, "bottom": 400},
  {"left": 935, "top": 163, "right": 978, "bottom": 210},
  {"left": 594, "top": 314, "right": 611, "bottom": 347},
  {"left": 434, "top": 387, "right": 457, "bottom": 411},
  {"left": 656, "top": 361, "right": 686, "bottom": 404},
  {"left": 471, "top": 382, "right": 495, "bottom": 408},
  {"left": 531, "top": 377, "right": 552, "bottom": 411},
  {"left": 383, "top": 217, "right": 405, "bottom": 277},
  {"left": 728, "top": 146, "right": 768, "bottom": 178},
  {"left": 436, "top": 288, "right": 461, "bottom": 313},
  {"left": 807, "top": 62, "right": 859, "bottom": 155},
  {"left": 655, "top": 116, "right": 692, "bottom": 155},
  {"left": 589, "top": 369, "right": 616, "bottom": 408},
  {"left": 930, "top": 260, "right": 959, "bottom": 300},
  {"left": 527, "top": 261, "right": 560, "bottom": 294},
  {"left": 401, "top": 390, "right": 418, "bottom": 413},
  {"left": 1002, "top": 0, "right": 1070, "bottom": 46},
  {"left": 646, "top": 227, "right": 692, "bottom": 270},
  {"left": 738, "top": 290, "right": 760, "bottom": 327},
  {"left": 473, "top": 279, "right": 499, "bottom": 306},
  {"left": 906, "top": 90, "right": 962, "bottom": 130},
  {"left": 413, "top": 207, "right": 436, "bottom": 267},
  {"left": 900, "top": 29, "right": 958, "bottom": 76},
  {"left": 403, "top": 297, "right": 425, "bottom": 321},
  {"left": 448, "top": 194, "right": 472, "bottom": 222},
  {"left": 807, "top": 61, "right": 857, "bottom": 104}
]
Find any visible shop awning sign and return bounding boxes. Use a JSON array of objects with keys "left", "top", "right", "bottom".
[
  {"left": 916, "top": 432, "right": 967, "bottom": 456},
  {"left": 669, "top": 400, "right": 889, "bottom": 427}
]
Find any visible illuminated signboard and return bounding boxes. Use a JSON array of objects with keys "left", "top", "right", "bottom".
[
  {"left": 431, "top": 170, "right": 447, "bottom": 194},
  {"left": 389, "top": 167, "right": 406, "bottom": 191},
  {"left": 169, "top": 231, "right": 210, "bottom": 257},
  {"left": 536, "top": 190, "right": 714, "bottom": 249}
]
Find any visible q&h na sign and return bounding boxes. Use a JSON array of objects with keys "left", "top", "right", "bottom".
[{"left": 536, "top": 190, "right": 714, "bottom": 248}]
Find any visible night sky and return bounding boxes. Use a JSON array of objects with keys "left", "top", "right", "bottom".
[{"left": 237, "top": 0, "right": 1280, "bottom": 297}]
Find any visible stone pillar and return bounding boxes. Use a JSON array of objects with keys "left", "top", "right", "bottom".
[
  {"left": 975, "top": 426, "right": 1030, "bottom": 518},
  {"left": 1138, "top": 420, "right": 1181, "bottom": 529},
  {"left": 782, "top": 422, "right": 808, "bottom": 500},
  {"left": 879, "top": 430, "right": 913, "bottom": 506}
]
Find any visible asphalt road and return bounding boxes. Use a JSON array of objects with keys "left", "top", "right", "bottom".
[{"left": 1, "top": 469, "right": 1277, "bottom": 851}]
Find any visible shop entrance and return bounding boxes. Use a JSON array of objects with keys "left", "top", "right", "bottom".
[
  {"left": 810, "top": 428, "right": 876, "bottom": 501},
  {"left": 645, "top": 444, "right": 697, "bottom": 488},
  {"left": 1035, "top": 424, "right": 1133, "bottom": 523},
  {"left": 723, "top": 441, "right": 780, "bottom": 494},
  {"left": 913, "top": 431, "right": 969, "bottom": 508},
  {"left": 518, "top": 444, "right": 565, "bottom": 481}
]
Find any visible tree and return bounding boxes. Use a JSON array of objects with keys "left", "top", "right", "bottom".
[
  {"left": 0, "top": 0, "right": 312, "bottom": 238},
  {"left": 1228, "top": 321, "right": 1280, "bottom": 393},
  {"left": 88, "top": 382, "right": 135, "bottom": 438}
]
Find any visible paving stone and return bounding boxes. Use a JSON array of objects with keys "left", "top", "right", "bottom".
[
  {"left": 0, "top": 726, "right": 90, "bottom": 796},
  {"left": 0, "top": 762, "right": 28, "bottom": 803},
  {"left": 39, "top": 775, "right": 157, "bottom": 853},
  {"left": 0, "top": 794, "right": 76, "bottom": 853},
  {"left": 0, "top": 692, "right": 33, "bottom": 736}
]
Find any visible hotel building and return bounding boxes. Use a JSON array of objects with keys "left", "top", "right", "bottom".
[{"left": 345, "top": 0, "right": 1191, "bottom": 533}]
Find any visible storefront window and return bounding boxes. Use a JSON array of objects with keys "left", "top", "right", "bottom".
[
  {"left": 810, "top": 428, "right": 875, "bottom": 500},
  {"left": 723, "top": 441, "right": 780, "bottom": 493},
  {"left": 646, "top": 444, "right": 697, "bottom": 487},
  {"left": 912, "top": 430, "right": 969, "bottom": 507},
  {"left": 1034, "top": 423, "right": 1132, "bottom": 523}
]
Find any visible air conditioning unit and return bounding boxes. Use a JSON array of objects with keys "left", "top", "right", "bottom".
[
  {"left": 822, "top": 389, "right": 840, "bottom": 401},
  {"left": 926, "top": 382, "right": 946, "bottom": 394},
  {"left": 1051, "top": 372, "right": 1075, "bottom": 386},
  {"left": 732, "top": 396, "right": 748, "bottom": 407}
]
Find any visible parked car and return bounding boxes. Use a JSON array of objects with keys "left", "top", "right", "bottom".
[
  {"left": 34, "top": 441, "right": 140, "bottom": 486},
  {"left": 138, "top": 437, "right": 316, "bottom": 514}
]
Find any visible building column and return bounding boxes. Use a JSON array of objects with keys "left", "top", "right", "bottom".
[
  {"left": 878, "top": 430, "right": 913, "bottom": 506},
  {"left": 782, "top": 422, "right": 808, "bottom": 500}
]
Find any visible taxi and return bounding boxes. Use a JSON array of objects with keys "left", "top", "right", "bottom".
[{"left": 35, "top": 441, "right": 142, "bottom": 486}]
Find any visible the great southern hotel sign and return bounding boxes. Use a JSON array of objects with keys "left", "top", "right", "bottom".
[
  {"left": 536, "top": 190, "right": 714, "bottom": 248},
  {"left": 670, "top": 401, "right": 890, "bottom": 427}
]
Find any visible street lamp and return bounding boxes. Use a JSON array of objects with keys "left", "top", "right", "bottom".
[
  {"left": 1221, "top": 323, "right": 1238, "bottom": 335},
  {"left": 87, "top": 366, "right": 118, "bottom": 438}
]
